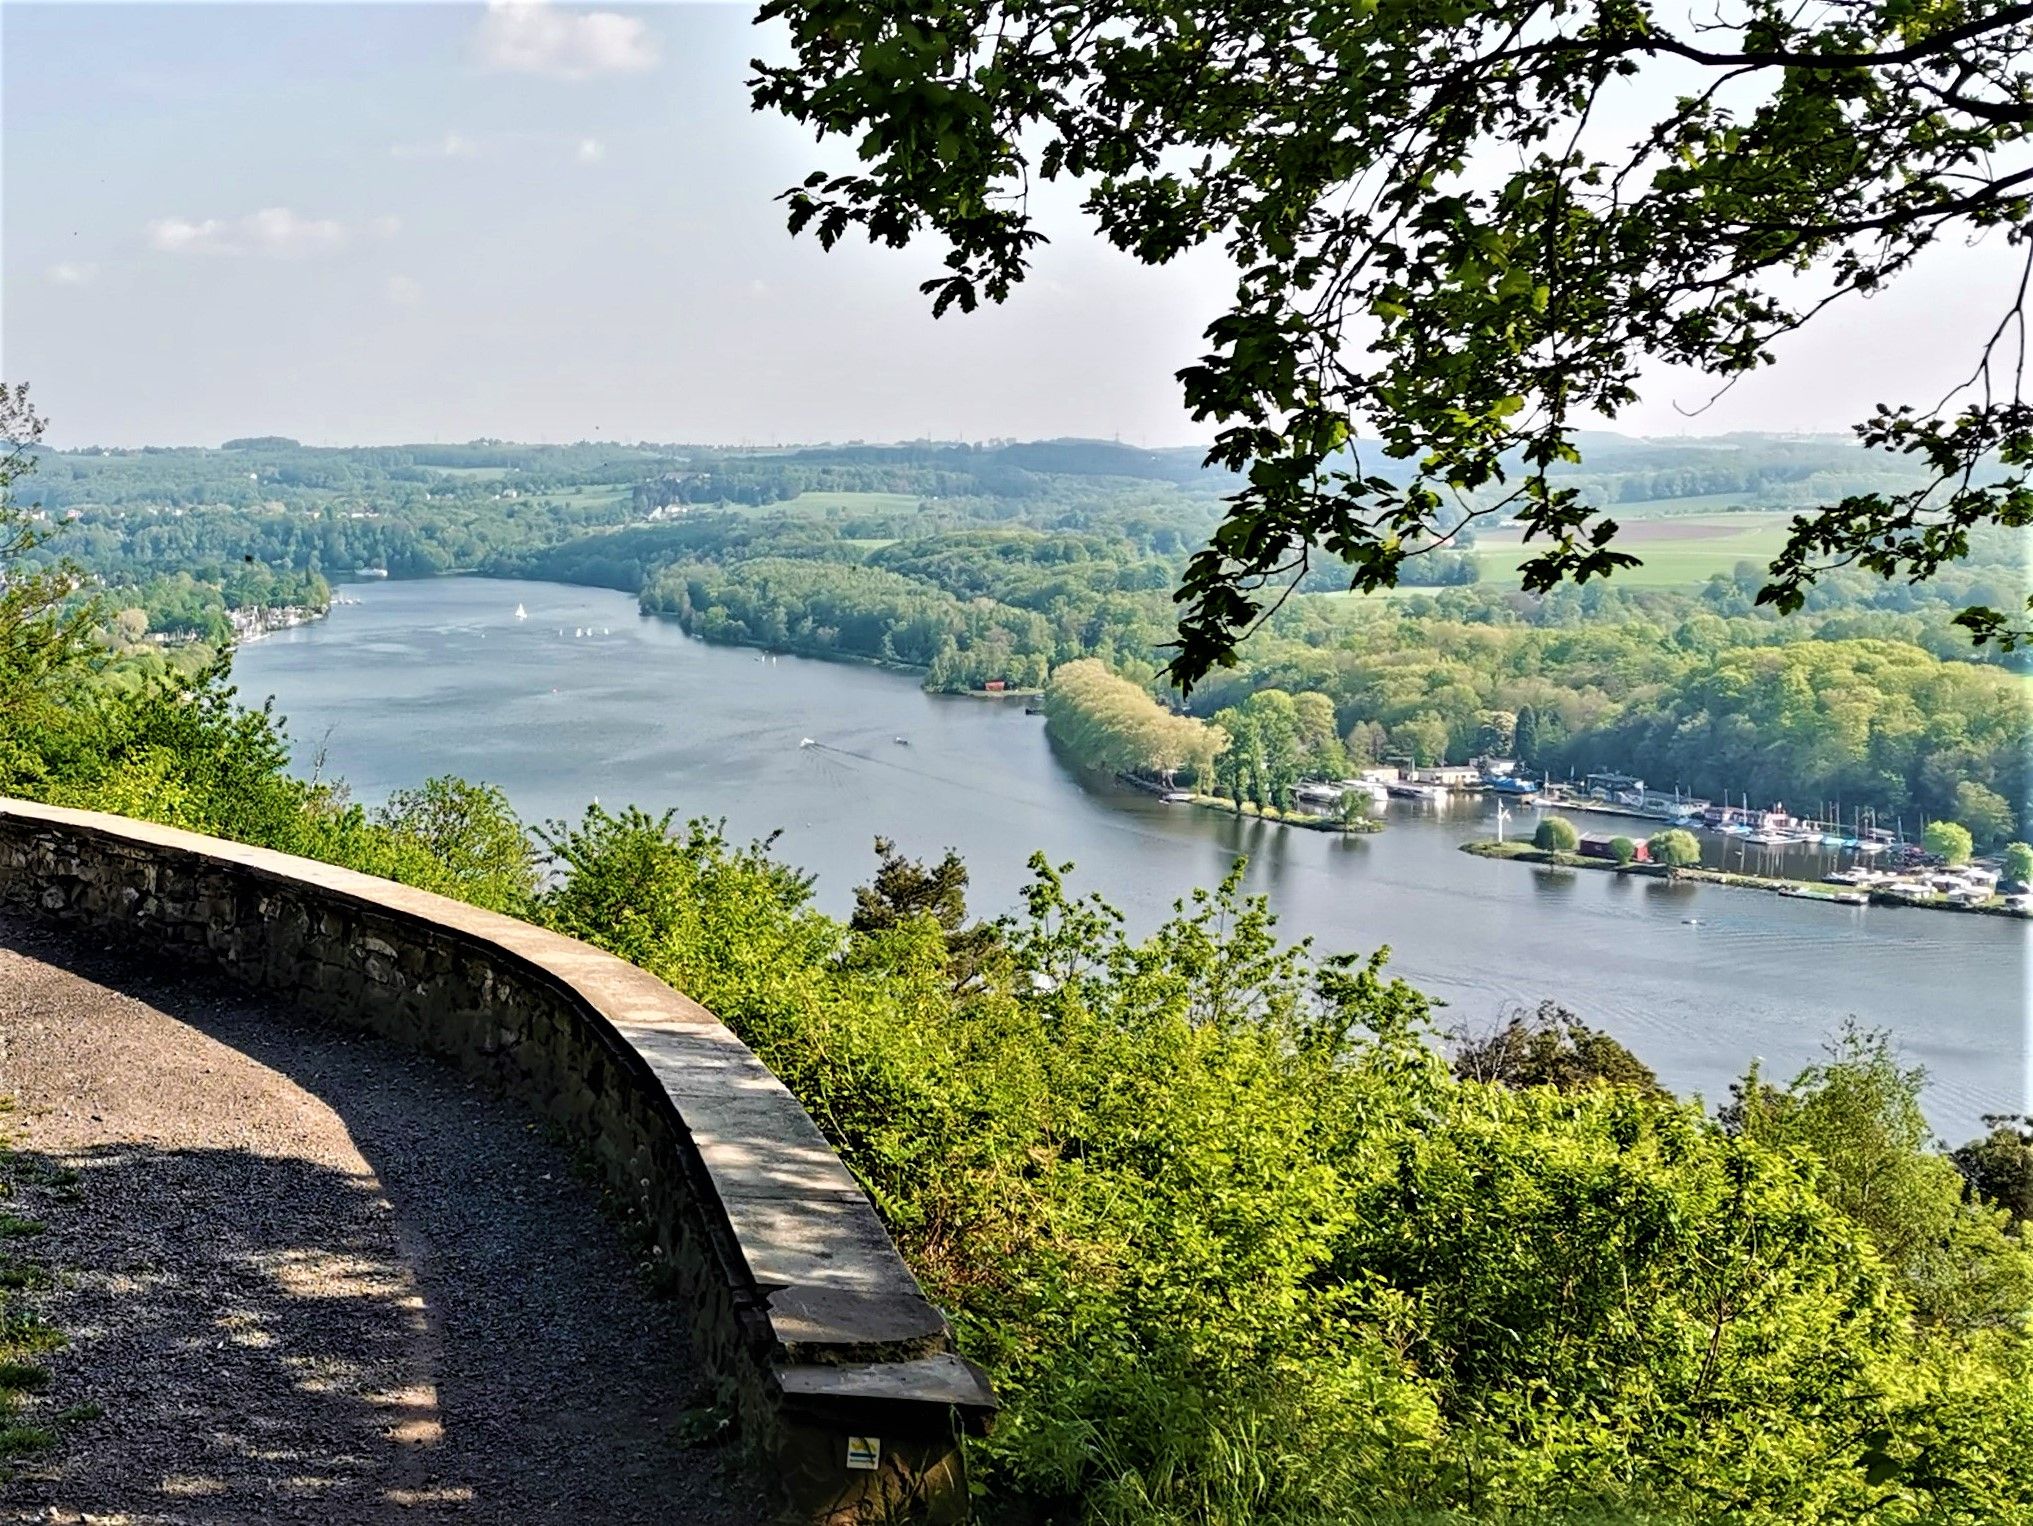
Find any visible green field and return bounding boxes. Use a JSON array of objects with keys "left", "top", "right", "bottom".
[
  {"left": 779, "top": 490, "right": 927, "bottom": 515},
  {"left": 1472, "top": 510, "right": 1796, "bottom": 587}
]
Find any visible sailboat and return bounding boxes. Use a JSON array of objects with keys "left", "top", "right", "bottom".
[{"left": 514, "top": 603, "right": 527, "bottom": 620}]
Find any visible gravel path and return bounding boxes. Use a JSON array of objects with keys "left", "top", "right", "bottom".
[{"left": 0, "top": 913, "right": 763, "bottom": 1524}]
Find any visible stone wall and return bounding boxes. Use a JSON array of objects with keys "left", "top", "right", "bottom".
[{"left": 0, "top": 799, "right": 994, "bottom": 1523}]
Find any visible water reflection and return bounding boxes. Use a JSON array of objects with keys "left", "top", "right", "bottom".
[{"left": 232, "top": 577, "right": 2029, "bottom": 1138}]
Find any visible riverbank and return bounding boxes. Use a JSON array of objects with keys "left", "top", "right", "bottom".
[
  {"left": 1111, "top": 773, "right": 1384, "bottom": 833},
  {"left": 232, "top": 578, "right": 2027, "bottom": 1139},
  {"left": 1462, "top": 840, "right": 2030, "bottom": 918},
  {"left": 1188, "top": 794, "right": 1385, "bottom": 834},
  {"left": 639, "top": 608, "right": 1041, "bottom": 697},
  {"left": 231, "top": 601, "right": 330, "bottom": 643}
]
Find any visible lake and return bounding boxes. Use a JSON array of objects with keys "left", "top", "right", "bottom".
[{"left": 234, "top": 577, "right": 2030, "bottom": 1138}]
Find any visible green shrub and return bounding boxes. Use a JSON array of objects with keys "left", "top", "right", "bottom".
[
  {"left": 2002, "top": 842, "right": 2033, "bottom": 887},
  {"left": 1924, "top": 820, "right": 1975, "bottom": 867},
  {"left": 1533, "top": 814, "right": 1579, "bottom": 853},
  {"left": 536, "top": 809, "right": 2033, "bottom": 1523},
  {"left": 1647, "top": 828, "right": 1704, "bottom": 869}
]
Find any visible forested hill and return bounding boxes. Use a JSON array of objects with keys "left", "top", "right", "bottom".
[
  {"left": 33, "top": 427, "right": 2031, "bottom": 849},
  {"left": 21, "top": 429, "right": 1952, "bottom": 517}
]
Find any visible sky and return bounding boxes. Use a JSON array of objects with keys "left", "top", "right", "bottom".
[{"left": 3, "top": 1, "right": 2026, "bottom": 449}]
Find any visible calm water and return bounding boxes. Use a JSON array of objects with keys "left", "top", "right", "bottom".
[{"left": 234, "top": 577, "right": 2031, "bottom": 1137}]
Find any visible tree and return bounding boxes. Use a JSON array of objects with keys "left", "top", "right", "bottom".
[
  {"left": 1342, "top": 718, "right": 1389, "bottom": 768},
  {"left": 1511, "top": 705, "right": 1540, "bottom": 768},
  {"left": 1451, "top": 1001, "right": 1666, "bottom": 1097},
  {"left": 1952, "top": 780, "right": 2017, "bottom": 849},
  {"left": 1475, "top": 709, "right": 1517, "bottom": 759},
  {"left": 1952, "top": 1116, "right": 2033, "bottom": 1227},
  {"left": 1925, "top": 819, "right": 1975, "bottom": 866},
  {"left": 1608, "top": 835, "right": 1637, "bottom": 866},
  {"left": 0, "top": 384, "right": 97, "bottom": 780},
  {"left": 1533, "top": 815, "right": 1578, "bottom": 853},
  {"left": 373, "top": 776, "right": 540, "bottom": 914},
  {"left": 1726, "top": 1028, "right": 2033, "bottom": 1329},
  {"left": 2003, "top": 842, "right": 2033, "bottom": 887},
  {"left": 755, "top": 0, "right": 2033, "bottom": 686},
  {"left": 1388, "top": 712, "right": 1450, "bottom": 768},
  {"left": 1647, "top": 828, "right": 1704, "bottom": 871},
  {"left": 1291, "top": 690, "right": 1346, "bottom": 777},
  {"left": 852, "top": 835, "right": 1000, "bottom": 990}
]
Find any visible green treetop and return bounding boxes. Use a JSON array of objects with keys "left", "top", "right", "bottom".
[
  {"left": 2002, "top": 841, "right": 2033, "bottom": 885},
  {"left": 1924, "top": 819, "right": 1975, "bottom": 866},
  {"left": 755, "top": 0, "right": 2033, "bottom": 686},
  {"left": 1647, "top": 828, "right": 1704, "bottom": 870},
  {"left": 1533, "top": 815, "right": 1579, "bottom": 853}
]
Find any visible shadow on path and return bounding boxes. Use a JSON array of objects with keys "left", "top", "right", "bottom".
[{"left": 0, "top": 914, "right": 760, "bottom": 1525}]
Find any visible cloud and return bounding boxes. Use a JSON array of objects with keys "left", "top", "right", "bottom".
[
  {"left": 148, "top": 216, "right": 232, "bottom": 254},
  {"left": 385, "top": 275, "right": 425, "bottom": 307},
  {"left": 242, "top": 207, "right": 347, "bottom": 255},
  {"left": 576, "top": 137, "right": 605, "bottom": 163},
  {"left": 475, "top": 1, "right": 658, "bottom": 80},
  {"left": 146, "top": 208, "right": 368, "bottom": 258},
  {"left": 47, "top": 262, "right": 96, "bottom": 285},
  {"left": 392, "top": 131, "right": 480, "bottom": 161},
  {"left": 368, "top": 214, "right": 403, "bottom": 240}
]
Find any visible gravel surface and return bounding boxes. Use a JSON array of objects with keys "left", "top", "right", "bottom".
[{"left": 0, "top": 913, "right": 764, "bottom": 1524}]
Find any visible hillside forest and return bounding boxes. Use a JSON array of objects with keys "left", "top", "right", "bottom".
[
  {"left": 5, "top": 401, "right": 2033, "bottom": 1522},
  {"left": 32, "top": 432, "right": 2030, "bottom": 848}
]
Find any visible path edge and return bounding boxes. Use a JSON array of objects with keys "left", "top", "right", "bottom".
[{"left": 0, "top": 797, "right": 993, "bottom": 1524}]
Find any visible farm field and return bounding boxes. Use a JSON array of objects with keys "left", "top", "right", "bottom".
[
  {"left": 779, "top": 490, "right": 928, "bottom": 515},
  {"left": 1471, "top": 510, "right": 1796, "bottom": 587}
]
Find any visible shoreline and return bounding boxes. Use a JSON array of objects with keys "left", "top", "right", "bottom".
[
  {"left": 1461, "top": 840, "right": 2029, "bottom": 918},
  {"left": 1186, "top": 792, "right": 1385, "bottom": 834},
  {"left": 1110, "top": 772, "right": 1384, "bottom": 833},
  {"left": 638, "top": 608, "right": 1042, "bottom": 697}
]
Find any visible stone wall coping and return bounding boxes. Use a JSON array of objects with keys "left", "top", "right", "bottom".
[{"left": 0, "top": 799, "right": 994, "bottom": 1422}]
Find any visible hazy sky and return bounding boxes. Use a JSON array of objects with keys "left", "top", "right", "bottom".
[{"left": 5, "top": 2, "right": 2025, "bottom": 448}]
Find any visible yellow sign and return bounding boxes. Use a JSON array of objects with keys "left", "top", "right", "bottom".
[{"left": 845, "top": 1435, "right": 881, "bottom": 1472}]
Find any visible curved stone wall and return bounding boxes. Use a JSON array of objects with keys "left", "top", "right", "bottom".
[{"left": 0, "top": 799, "right": 993, "bottom": 1523}]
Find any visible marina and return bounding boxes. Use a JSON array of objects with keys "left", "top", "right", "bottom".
[{"left": 233, "top": 577, "right": 2030, "bottom": 1138}]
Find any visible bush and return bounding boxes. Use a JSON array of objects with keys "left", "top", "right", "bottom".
[
  {"left": 1953, "top": 1116, "right": 2033, "bottom": 1227},
  {"left": 1924, "top": 819, "right": 1975, "bottom": 866},
  {"left": 535, "top": 812, "right": 2033, "bottom": 1522},
  {"left": 1648, "top": 827, "right": 1704, "bottom": 869},
  {"left": 2001, "top": 841, "right": 2033, "bottom": 886},
  {"left": 1609, "top": 834, "right": 1637, "bottom": 865},
  {"left": 1451, "top": 1000, "right": 1666, "bottom": 1096},
  {"left": 1532, "top": 814, "right": 1579, "bottom": 852}
]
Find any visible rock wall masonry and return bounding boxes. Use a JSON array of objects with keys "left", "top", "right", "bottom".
[{"left": 0, "top": 798, "right": 993, "bottom": 1524}]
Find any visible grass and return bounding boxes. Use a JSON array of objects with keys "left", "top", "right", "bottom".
[
  {"left": 1299, "top": 511, "right": 1803, "bottom": 603},
  {"left": 1470, "top": 511, "right": 1797, "bottom": 587}
]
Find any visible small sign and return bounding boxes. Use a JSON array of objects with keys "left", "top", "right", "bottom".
[{"left": 845, "top": 1435, "right": 881, "bottom": 1472}]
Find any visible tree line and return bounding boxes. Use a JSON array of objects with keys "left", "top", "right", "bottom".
[{"left": 6, "top": 387, "right": 2033, "bottom": 1523}]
